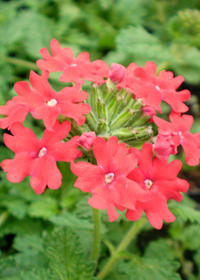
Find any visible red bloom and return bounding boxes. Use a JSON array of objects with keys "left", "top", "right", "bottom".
[
  {"left": 154, "top": 131, "right": 177, "bottom": 161},
  {"left": 7, "top": 70, "right": 91, "bottom": 131},
  {"left": 117, "top": 62, "right": 139, "bottom": 90},
  {"left": 142, "top": 105, "right": 156, "bottom": 123},
  {"left": 37, "top": 39, "right": 109, "bottom": 84},
  {"left": 130, "top": 62, "right": 190, "bottom": 113},
  {"left": 77, "top": 132, "right": 96, "bottom": 151},
  {"left": 0, "top": 101, "right": 29, "bottom": 129},
  {"left": 1, "top": 121, "right": 81, "bottom": 194},
  {"left": 71, "top": 136, "right": 147, "bottom": 221},
  {"left": 154, "top": 111, "right": 200, "bottom": 166},
  {"left": 108, "top": 63, "right": 126, "bottom": 83},
  {"left": 126, "top": 143, "right": 189, "bottom": 229}
]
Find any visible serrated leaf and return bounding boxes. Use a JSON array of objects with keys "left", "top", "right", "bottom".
[
  {"left": 21, "top": 11, "right": 53, "bottom": 59},
  {"left": 0, "top": 197, "right": 27, "bottom": 219},
  {"left": 0, "top": 172, "right": 38, "bottom": 203},
  {"left": 0, "top": 217, "right": 43, "bottom": 238},
  {"left": 144, "top": 239, "right": 176, "bottom": 260},
  {"left": 13, "top": 234, "right": 43, "bottom": 255},
  {"left": 28, "top": 197, "right": 59, "bottom": 219},
  {"left": 178, "top": 224, "right": 200, "bottom": 250},
  {"left": 116, "top": 26, "right": 171, "bottom": 64},
  {"left": 49, "top": 212, "right": 93, "bottom": 230},
  {"left": 75, "top": 195, "right": 93, "bottom": 219},
  {"left": 118, "top": 255, "right": 181, "bottom": 280},
  {"left": 172, "top": 47, "right": 200, "bottom": 84},
  {"left": 16, "top": 269, "right": 49, "bottom": 280},
  {"left": 0, "top": 255, "right": 19, "bottom": 279},
  {"left": 47, "top": 226, "right": 95, "bottom": 280},
  {"left": 15, "top": 252, "right": 48, "bottom": 272},
  {"left": 169, "top": 202, "right": 200, "bottom": 224},
  {"left": 110, "top": 0, "right": 147, "bottom": 27}
]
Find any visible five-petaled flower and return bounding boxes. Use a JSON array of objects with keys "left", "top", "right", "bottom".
[
  {"left": 126, "top": 143, "right": 189, "bottom": 229},
  {"left": 1, "top": 121, "right": 82, "bottom": 194},
  {"left": 0, "top": 70, "right": 91, "bottom": 131},
  {"left": 37, "top": 38, "right": 109, "bottom": 84},
  {"left": 129, "top": 62, "right": 191, "bottom": 113},
  {"left": 71, "top": 136, "right": 147, "bottom": 221},
  {"left": 154, "top": 110, "right": 200, "bottom": 166}
]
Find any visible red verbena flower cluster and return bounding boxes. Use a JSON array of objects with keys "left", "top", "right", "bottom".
[{"left": 0, "top": 38, "right": 198, "bottom": 229}]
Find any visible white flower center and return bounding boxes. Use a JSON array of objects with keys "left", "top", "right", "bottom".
[
  {"left": 47, "top": 99, "right": 57, "bottom": 107},
  {"left": 71, "top": 63, "right": 77, "bottom": 67},
  {"left": 38, "top": 147, "right": 47, "bottom": 157},
  {"left": 105, "top": 173, "right": 115, "bottom": 184},
  {"left": 155, "top": 86, "right": 160, "bottom": 91},
  {"left": 144, "top": 179, "right": 153, "bottom": 189},
  {"left": 178, "top": 131, "right": 183, "bottom": 139}
]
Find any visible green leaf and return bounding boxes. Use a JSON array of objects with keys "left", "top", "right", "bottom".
[
  {"left": 118, "top": 255, "right": 181, "bottom": 280},
  {"left": 0, "top": 255, "right": 18, "bottom": 279},
  {"left": 0, "top": 197, "right": 27, "bottom": 219},
  {"left": 144, "top": 239, "right": 176, "bottom": 260},
  {"left": 16, "top": 269, "right": 50, "bottom": 280},
  {"left": 0, "top": 172, "right": 38, "bottom": 203},
  {"left": 116, "top": 26, "right": 171, "bottom": 65},
  {"left": 172, "top": 47, "right": 200, "bottom": 84},
  {"left": 0, "top": 217, "right": 43, "bottom": 238},
  {"left": 110, "top": 0, "right": 147, "bottom": 27},
  {"left": 49, "top": 212, "right": 93, "bottom": 230},
  {"left": 13, "top": 234, "right": 43, "bottom": 255},
  {"left": 169, "top": 201, "right": 200, "bottom": 224},
  {"left": 178, "top": 224, "right": 200, "bottom": 250},
  {"left": 20, "top": 11, "right": 53, "bottom": 59},
  {"left": 28, "top": 197, "right": 59, "bottom": 219},
  {"left": 47, "top": 226, "right": 95, "bottom": 280},
  {"left": 75, "top": 195, "right": 93, "bottom": 219}
]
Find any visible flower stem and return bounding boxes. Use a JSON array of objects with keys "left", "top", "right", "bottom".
[
  {"left": 91, "top": 208, "right": 101, "bottom": 262},
  {"left": 3, "top": 56, "right": 39, "bottom": 71},
  {"left": 97, "top": 218, "right": 147, "bottom": 280}
]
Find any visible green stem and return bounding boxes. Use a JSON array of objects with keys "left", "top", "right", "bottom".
[
  {"left": 97, "top": 218, "right": 147, "bottom": 280},
  {"left": 3, "top": 56, "right": 39, "bottom": 71},
  {"left": 91, "top": 208, "right": 101, "bottom": 262}
]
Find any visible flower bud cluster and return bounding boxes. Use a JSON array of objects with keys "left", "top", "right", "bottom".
[{"left": 0, "top": 39, "right": 199, "bottom": 229}]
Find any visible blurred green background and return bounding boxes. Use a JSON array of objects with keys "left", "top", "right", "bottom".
[{"left": 1, "top": 1, "right": 200, "bottom": 279}]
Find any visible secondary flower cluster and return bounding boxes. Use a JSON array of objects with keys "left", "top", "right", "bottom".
[{"left": 0, "top": 38, "right": 199, "bottom": 229}]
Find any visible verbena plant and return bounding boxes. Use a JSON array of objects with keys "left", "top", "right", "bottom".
[{"left": 0, "top": 39, "right": 200, "bottom": 279}]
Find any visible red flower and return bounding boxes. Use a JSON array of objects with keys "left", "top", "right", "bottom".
[
  {"left": 117, "top": 62, "right": 139, "bottom": 90},
  {"left": 37, "top": 39, "right": 109, "bottom": 84},
  {"left": 130, "top": 62, "right": 190, "bottom": 112},
  {"left": 5, "top": 70, "right": 91, "bottom": 131},
  {"left": 154, "top": 111, "right": 200, "bottom": 166},
  {"left": 126, "top": 143, "right": 189, "bottom": 229},
  {"left": 108, "top": 63, "right": 126, "bottom": 83},
  {"left": 1, "top": 121, "right": 82, "bottom": 194},
  {"left": 71, "top": 136, "right": 147, "bottom": 221},
  {"left": 142, "top": 105, "right": 156, "bottom": 123},
  {"left": 154, "top": 131, "right": 177, "bottom": 161},
  {"left": 77, "top": 132, "right": 96, "bottom": 151},
  {"left": 0, "top": 101, "right": 29, "bottom": 129}
]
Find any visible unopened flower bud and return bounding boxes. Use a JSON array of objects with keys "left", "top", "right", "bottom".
[
  {"left": 108, "top": 63, "right": 126, "bottom": 83},
  {"left": 77, "top": 132, "right": 96, "bottom": 151},
  {"left": 142, "top": 106, "right": 156, "bottom": 123}
]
